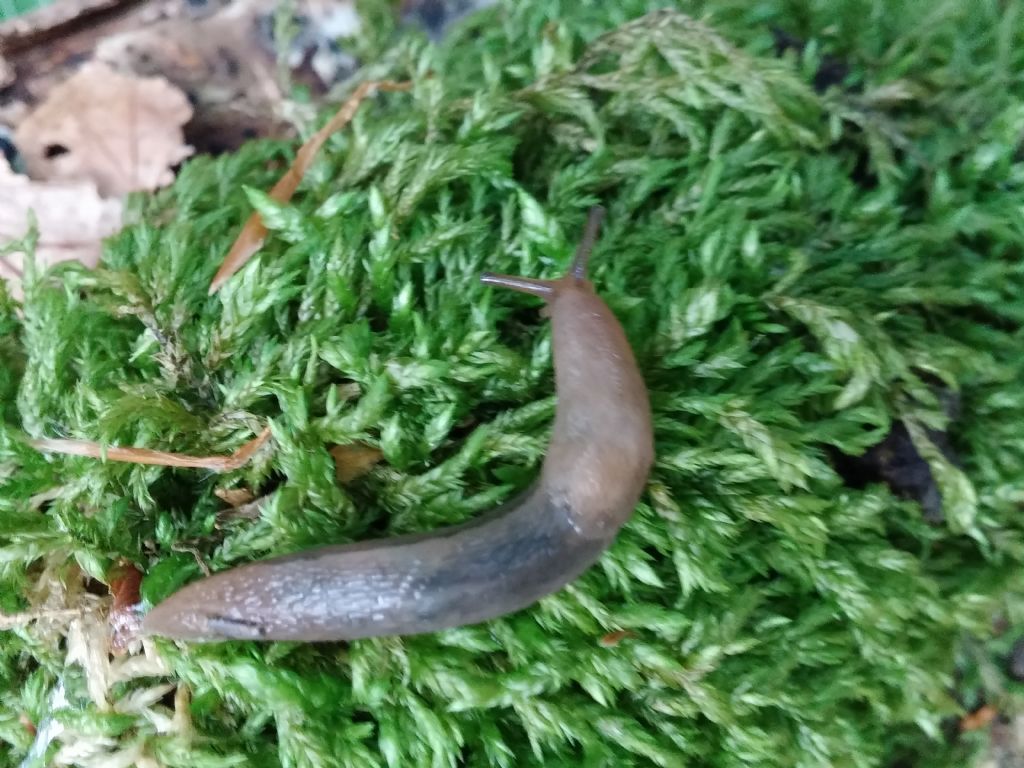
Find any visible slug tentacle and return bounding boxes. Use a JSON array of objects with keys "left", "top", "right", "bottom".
[
  {"left": 569, "top": 205, "right": 604, "bottom": 280},
  {"left": 478, "top": 273, "right": 556, "bottom": 298},
  {"left": 142, "top": 206, "right": 654, "bottom": 642}
]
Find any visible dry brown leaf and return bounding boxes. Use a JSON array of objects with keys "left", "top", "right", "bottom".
[
  {"left": 209, "top": 79, "right": 411, "bottom": 294},
  {"left": 214, "top": 487, "right": 257, "bottom": 507},
  {"left": 598, "top": 629, "right": 638, "bottom": 647},
  {"left": 17, "top": 713, "right": 35, "bottom": 737},
  {"left": 216, "top": 493, "right": 269, "bottom": 523},
  {"left": 15, "top": 61, "right": 193, "bottom": 197},
  {"left": 95, "top": 0, "right": 289, "bottom": 156},
  {"left": 0, "top": 158, "right": 123, "bottom": 299},
  {"left": 962, "top": 704, "right": 999, "bottom": 732},
  {"left": 107, "top": 561, "right": 143, "bottom": 613},
  {"left": 330, "top": 443, "right": 384, "bottom": 483},
  {"left": 31, "top": 427, "right": 271, "bottom": 472},
  {"left": 106, "top": 561, "right": 143, "bottom": 655}
]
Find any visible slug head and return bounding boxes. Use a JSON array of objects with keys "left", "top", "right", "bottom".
[{"left": 480, "top": 206, "right": 605, "bottom": 303}]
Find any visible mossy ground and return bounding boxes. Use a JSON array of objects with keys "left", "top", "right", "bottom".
[
  {"left": 2, "top": 1, "right": 1024, "bottom": 766},
  {"left": 0, "top": 0, "right": 48, "bottom": 22}
]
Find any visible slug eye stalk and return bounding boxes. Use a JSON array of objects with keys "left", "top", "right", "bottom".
[{"left": 480, "top": 205, "right": 606, "bottom": 298}]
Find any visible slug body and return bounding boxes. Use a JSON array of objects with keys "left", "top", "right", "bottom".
[{"left": 143, "top": 209, "right": 654, "bottom": 642}]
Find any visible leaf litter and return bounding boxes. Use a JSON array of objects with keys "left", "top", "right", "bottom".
[
  {"left": 1, "top": 62, "right": 193, "bottom": 299},
  {"left": 0, "top": 157, "right": 123, "bottom": 299},
  {"left": 14, "top": 61, "right": 193, "bottom": 197},
  {"left": 209, "top": 79, "right": 411, "bottom": 293}
]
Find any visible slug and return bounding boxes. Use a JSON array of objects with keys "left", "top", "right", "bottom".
[{"left": 142, "top": 207, "right": 654, "bottom": 642}]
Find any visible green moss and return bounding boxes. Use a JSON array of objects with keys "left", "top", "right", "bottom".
[
  {"left": 0, "top": 0, "right": 51, "bottom": 21},
  {"left": 2, "top": 1, "right": 1024, "bottom": 766}
]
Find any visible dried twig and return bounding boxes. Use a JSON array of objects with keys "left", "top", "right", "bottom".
[
  {"left": 31, "top": 427, "right": 271, "bottom": 471},
  {"left": 0, "top": 607, "right": 85, "bottom": 630},
  {"left": 208, "top": 79, "right": 411, "bottom": 294},
  {"left": 0, "top": 0, "right": 141, "bottom": 54},
  {"left": 170, "top": 544, "right": 212, "bottom": 576}
]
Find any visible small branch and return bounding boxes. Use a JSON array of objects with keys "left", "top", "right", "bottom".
[
  {"left": 170, "top": 544, "right": 211, "bottom": 576},
  {"left": 0, "top": 0, "right": 143, "bottom": 54},
  {"left": 0, "top": 607, "right": 84, "bottom": 630},
  {"left": 209, "top": 79, "right": 411, "bottom": 294},
  {"left": 31, "top": 427, "right": 271, "bottom": 471}
]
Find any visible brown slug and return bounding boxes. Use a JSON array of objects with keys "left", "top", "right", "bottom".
[{"left": 142, "top": 207, "right": 654, "bottom": 642}]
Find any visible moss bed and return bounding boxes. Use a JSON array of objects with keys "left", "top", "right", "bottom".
[{"left": 2, "top": 1, "right": 1024, "bottom": 766}]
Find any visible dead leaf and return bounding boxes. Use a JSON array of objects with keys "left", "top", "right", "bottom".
[
  {"left": 209, "top": 79, "right": 410, "bottom": 294},
  {"left": 962, "top": 704, "right": 999, "bottom": 732},
  {"left": 216, "top": 494, "right": 268, "bottom": 522},
  {"left": 95, "top": 3, "right": 288, "bottom": 156},
  {"left": 106, "top": 561, "right": 143, "bottom": 655},
  {"left": 107, "top": 561, "right": 143, "bottom": 613},
  {"left": 15, "top": 61, "right": 193, "bottom": 197},
  {"left": 330, "top": 443, "right": 384, "bottom": 483},
  {"left": 598, "top": 630, "right": 637, "bottom": 647},
  {"left": 214, "top": 487, "right": 257, "bottom": 507},
  {"left": 31, "top": 427, "right": 271, "bottom": 472},
  {"left": 18, "top": 713, "right": 35, "bottom": 737},
  {"left": 0, "top": 158, "right": 123, "bottom": 299}
]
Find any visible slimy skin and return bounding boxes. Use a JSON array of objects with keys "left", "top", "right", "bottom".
[{"left": 142, "top": 207, "right": 654, "bottom": 642}]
